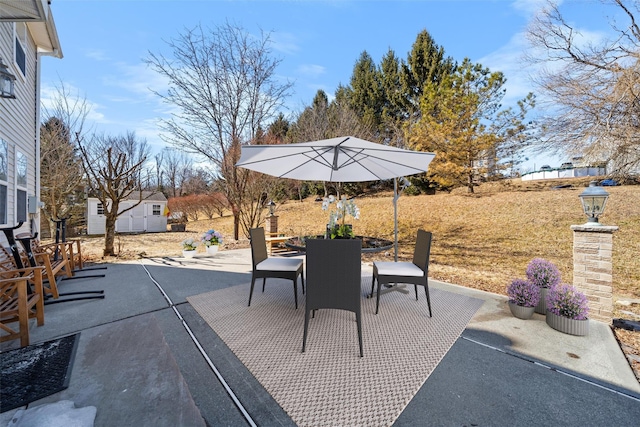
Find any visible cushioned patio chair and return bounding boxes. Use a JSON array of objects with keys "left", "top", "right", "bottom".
[
  {"left": 371, "top": 229, "right": 433, "bottom": 317},
  {"left": 248, "top": 227, "right": 305, "bottom": 309},
  {"left": 303, "top": 238, "right": 363, "bottom": 357}
]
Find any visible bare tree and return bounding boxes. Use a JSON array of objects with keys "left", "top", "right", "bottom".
[
  {"left": 160, "top": 148, "right": 193, "bottom": 198},
  {"left": 77, "top": 132, "right": 149, "bottom": 256},
  {"left": 146, "top": 22, "right": 293, "bottom": 238},
  {"left": 526, "top": 0, "right": 640, "bottom": 177},
  {"left": 40, "top": 81, "right": 90, "bottom": 235}
]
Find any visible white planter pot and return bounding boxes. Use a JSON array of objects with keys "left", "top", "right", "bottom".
[
  {"left": 534, "top": 287, "right": 549, "bottom": 314},
  {"left": 508, "top": 302, "right": 536, "bottom": 320},
  {"left": 546, "top": 311, "right": 589, "bottom": 336},
  {"left": 182, "top": 249, "right": 196, "bottom": 259},
  {"left": 205, "top": 245, "right": 219, "bottom": 256}
]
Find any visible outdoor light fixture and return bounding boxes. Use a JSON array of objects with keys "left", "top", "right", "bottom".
[
  {"left": 578, "top": 181, "right": 609, "bottom": 225},
  {"left": 0, "top": 58, "right": 16, "bottom": 99},
  {"left": 267, "top": 200, "right": 276, "bottom": 216}
]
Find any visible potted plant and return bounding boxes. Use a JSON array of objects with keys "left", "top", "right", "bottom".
[
  {"left": 181, "top": 237, "right": 199, "bottom": 258},
  {"left": 525, "top": 258, "right": 561, "bottom": 314},
  {"left": 201, "top": 229, "right": 223, "bottom": 255},
  {"left": 506, "top": 278, "right": 540, "bottom": 319},
  {"left": 545, "top": 284, "right": 589, "bottom": 336},
  {"left": 322, "top": 195, "right": 359, "bottom": 239}
]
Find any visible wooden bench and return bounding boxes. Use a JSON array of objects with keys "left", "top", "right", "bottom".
[
  {"left": 0, "top": 265, "right": 45, "bottom": 347},
  {"left": 265, "top": 235, "right": 292, "bottom": 255}
]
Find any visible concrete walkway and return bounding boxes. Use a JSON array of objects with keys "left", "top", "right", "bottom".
[{"left": 1, "top": 248, "right": 639, "bottom": 426}]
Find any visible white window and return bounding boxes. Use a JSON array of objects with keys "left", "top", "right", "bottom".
[
  {"left": 97, "top": 202, "right": 104, "bottom": 215},
  {"left": 15, "top": 151, "right": 27, "bottom": 223},
  {"left": 0, "top": 139, "right": 7, "bottom": 225},
  {"left": 14, "top": 22, "right": 26, "bottom": 77},
  {"left": 152, "top": 204, "right": 161, "bottom": 216}
]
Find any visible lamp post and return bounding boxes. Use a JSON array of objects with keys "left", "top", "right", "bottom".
[
  {"left": 578, "top": 181, "right": 609, "bottom": 225},
  {"left": 267, "top": 200, "right": 276, "bottom": 217},
  {"left": 0, "top": 58, "right": 16, "bottom": 99}
]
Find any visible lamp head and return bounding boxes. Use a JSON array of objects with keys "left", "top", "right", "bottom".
[
  {"left": 0, "top": 58, "right": 17, "bottom": 99},
  {"left": 578, "top": 181, "right": 609, "bottom": 225},
  {"left": 267, "top": 200, "right": 276, "bottom": 216}
]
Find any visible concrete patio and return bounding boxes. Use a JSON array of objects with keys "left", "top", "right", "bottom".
[{"left": 1, "top": 248, "right": 639, "bottom": 426}]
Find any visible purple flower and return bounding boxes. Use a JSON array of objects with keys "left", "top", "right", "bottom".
[
  {"left": 526, "top": 258, "right": 561, "bottom": 289},
  {"left": 506, "top": 279, "right": 540, "bottom": 307},
  {"left": 546, "top": 284, "right": 589, "bottom": 320},
  {"left": 201, "top": 229, "right": 223, "bottom": 246}
]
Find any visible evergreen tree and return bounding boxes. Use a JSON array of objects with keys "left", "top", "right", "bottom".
[{"left": 409, "top": 59, "right": 533, "bottom": 193}]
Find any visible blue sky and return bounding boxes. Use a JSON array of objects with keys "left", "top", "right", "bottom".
[{"left": 40, "top": 0, "right": 620, "bottom": 172}]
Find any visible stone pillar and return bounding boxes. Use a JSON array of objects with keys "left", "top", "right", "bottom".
[
  {"left": 571, "top": 224, "right": 618, "bottom": 323},
  {"left": 264, "top": 215, "right": 278, "bottom": 236}
]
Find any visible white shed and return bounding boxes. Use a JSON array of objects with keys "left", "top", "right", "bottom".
[{"left": 86, "top": 192, "right": 168, "bottom": 235}]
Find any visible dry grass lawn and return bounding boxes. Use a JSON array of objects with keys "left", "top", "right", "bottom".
[{"left": 76, "top": 178, "right": 639, "bottom": 379}]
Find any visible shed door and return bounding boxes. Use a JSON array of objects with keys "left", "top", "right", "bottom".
[{"left": 131, "top": 203, "right": 145, "bottom": 232}]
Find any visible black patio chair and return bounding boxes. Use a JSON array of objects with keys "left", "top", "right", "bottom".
[
  {"left": 248, "top": 227, "right": 304, "bottom": 309},
  {"left": 303, "top": 238, "right": 363, "bottom": 357},
  {"left": 371, "top": 229, "right": 433, "bottom": 317}
]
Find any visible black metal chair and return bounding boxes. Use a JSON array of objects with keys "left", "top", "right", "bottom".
[
  {"left": 371, "top": 229, "right": 433, "bottom": 317},
  {"left": 248, "top": 227, "right": 304, "bottom": 309},
  {"left": 303, "top": 238, "right": 363, "bottom": 357}
]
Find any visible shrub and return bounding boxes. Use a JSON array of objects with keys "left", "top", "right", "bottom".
[
  {"left": 525, "top": 258, "right": 561, "bottom": 289},
  {"left": 545, "top": 284, "right": 589, "bottom": 320},
  {"left": 506, "top": 279, "right": 540, "bottom": 307}
]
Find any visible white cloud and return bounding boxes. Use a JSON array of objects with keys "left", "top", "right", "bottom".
[
  {"left": 296, "top": 64, "right": 326, "bottom": 78},
  {"left": 270, "top": 31, "right": 300, "bottom": 55},
  {"left": 40, "top": 82, "right": 108, "bottom": 126},
  {"left": 84, "top": 49, "right": 109, "bottom": 61}
]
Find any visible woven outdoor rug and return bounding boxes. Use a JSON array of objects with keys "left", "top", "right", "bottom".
[{"left": 188, "top": 277, "right": 483, "bottom": 427}]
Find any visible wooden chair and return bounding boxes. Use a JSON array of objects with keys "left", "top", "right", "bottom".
[
  {"left": 371, "top": 229, "right": 433, "bottom": 317},
  {"left": 0, "top": 266, "right": 45, "bottom": 347},
  {"left": 248, "top": 227, "right": 305, "bottom": 309},
  {"left": 303, "top": 238, "right": 363, "bottom": 357},
  {"left": 16, "top": 235, "right": 72, "bottom": 298}
]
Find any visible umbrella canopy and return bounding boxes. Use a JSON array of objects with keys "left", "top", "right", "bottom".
[{"left": 235, "top": 136, "right": 435, "bottom": 182}]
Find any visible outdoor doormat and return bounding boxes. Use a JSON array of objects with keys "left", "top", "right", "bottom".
[
  {"left": 0, "top": 333, "right": 80, "bottom": 413},
  {"left": 188, "top": 278, "right": 483, "bottom": 427}
]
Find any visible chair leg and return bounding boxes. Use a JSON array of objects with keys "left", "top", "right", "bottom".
[
  {"left": 301, "top": 271, "right": 305, "bottom": 294},
  {"left": 248, "top": 276, "right": 256, "bottom": 307},
  {"left": 356, "top": 311, "right": 363, "bottom": 357},
  {"left": 302, "top": 309, "right": 311, "bottom": 352},
  {"left": 375, "top": 281, "right": 382, "bottom": 314},
  {"left": 414, "top": 284, "right": 419, "bottom": 301},
  {"left": 425, "top": 283, "right": 433, "bottom": 317},
  {"left": 262, "top": 278, "right": 266, "bottom": 292},
  {"left": 370, "top": 275, "right": 376, "bottom": 298},
  {"left": 293, "top": 277, "right": 298, "bottom": 309}
]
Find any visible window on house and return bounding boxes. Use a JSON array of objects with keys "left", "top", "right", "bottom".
[
  {"left": 0, "top": 139, "right": 6, "bottom": 225},
  {"left": 97, "top": 202, "right": 104, "bottom": 215},
  {"left": 14, "top": 22, "right": 26, "bottom": 77},
  {"left": 16, "top": 151, "right": 27, "bottom": 223},
  {"left": 152, "top": 204, "right": 161, "bottom": 216}
]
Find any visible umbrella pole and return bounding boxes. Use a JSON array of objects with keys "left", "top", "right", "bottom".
[{"left": 394, "top": 177, "right": 398, "bottom": 262}]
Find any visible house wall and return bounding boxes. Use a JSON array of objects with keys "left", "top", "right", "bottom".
[
  {"left": 0, "top": 21, "right": 40, "bottom": 245},
  {"left": 87, "top": 198, "right": 168, "bottom": 235},
  {"left": 521, "top": 167, "right": 607, "bottom": 181}
]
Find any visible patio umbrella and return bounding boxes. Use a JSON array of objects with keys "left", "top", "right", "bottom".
[{"left": 236, "top": 136, "right": 436, "bottom": 259}]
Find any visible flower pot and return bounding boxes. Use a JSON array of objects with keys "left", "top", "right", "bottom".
[
  {"left": 182, "top": 249, "right": 196, "bottom": 259},
  {"left": 534, "top": 287, "right": 549, "bottom": 314},
  {"left": 205, "top": 245, "right": 219, "bottom": 256},
  {"left": 546, "top": 311, "right": 589, "bottom": 336},
  {"left": 508, "top": 302, "right": 536, "bottom": 320}
]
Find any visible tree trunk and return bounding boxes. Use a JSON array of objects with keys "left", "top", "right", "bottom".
[
  {"left": 467, "top": 173, "right": 475, "bottom": 193},
  {"left": 233, "top": 213, "right": 240, "bottom": 240},
  {"left": 104, "top": 214, "right": 117, "bottom": 257}
]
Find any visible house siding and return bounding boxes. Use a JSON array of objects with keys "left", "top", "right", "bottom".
[{"left": 0, "top": 21, "right": 39, "bottom": 243}]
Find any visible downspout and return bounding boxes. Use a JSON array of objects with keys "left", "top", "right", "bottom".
[{"left": 33, "top": 51, "right": 42, "bottom": 237}]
